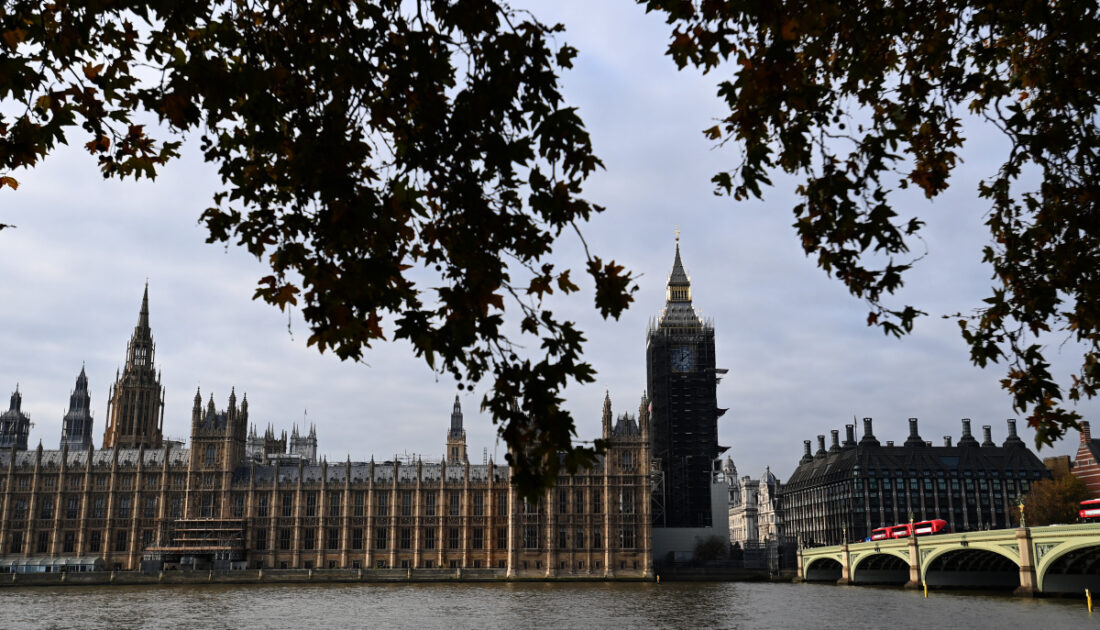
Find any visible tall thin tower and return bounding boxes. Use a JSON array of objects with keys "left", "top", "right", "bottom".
[
  {"left": 60, "top": 366, "right": 94, "bottom": 449},
  {"left": 102, "top": 283, "right": 164, "bottom": 449}
]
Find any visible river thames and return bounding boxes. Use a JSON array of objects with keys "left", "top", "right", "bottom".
[{"left": 1, "top": 581, "right": 1091, "bottom": 629}]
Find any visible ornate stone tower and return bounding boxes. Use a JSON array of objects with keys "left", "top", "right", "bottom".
[
  {"left": 60, "top": 366, "right": 94, "bottom": 449},
  {"left": 646, "top": 235, "right": 727, "bottom": 528},
  {"left": 289, "top": 423, "right": 317, "bottom": 463},
  {"left": 103, "top": 284, "right": 165, "bottom": 449},
  {"left": 446, "top": 394, "right": 467, "bottom": 464},
  {"left": 0, "top": 386, "right": 32, "bottom": 450},
  {"left": 188, "top": 387, "right": 248, "bottom": 517}
]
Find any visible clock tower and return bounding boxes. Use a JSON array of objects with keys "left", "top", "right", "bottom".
[{"left": 646, "top": 236, "right": 726, "bottom": 528}]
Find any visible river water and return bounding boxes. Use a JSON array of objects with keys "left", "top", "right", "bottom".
[{"left": 1, "top": 581, "right": 1092, "bottom": 629}]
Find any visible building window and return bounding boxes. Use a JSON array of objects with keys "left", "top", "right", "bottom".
[
  {"left": 592, "top": 489, "right": 602, "bottom": 514},
  {"left": 425, "top": 528, "right": 436, "bottom": 550},
  {"left": 575, "top": 528, "right": 584, "bottom": 549},
  {"left": 258, "top": 495, "right": 270, "bottom": 517},
  {"left": 449, "top": 527, "right": 460, "bottom": 550},
  {"left": 352, "top": 528, "right": 364, "bottom": 550},
  {"left": 12, "top": 498, "right": 27, "bottom": 520},
  {"left": 592, "top": 527, "right": 602, "bottom": 549},
  {"left": 329, "top": 492, "right": 342, "bottom": 517},
  {"left": 558, "top": 527, "right": 567, "bottom": 548},
  {"left": 302, "top": 528, "right": 316, "bottom": 550},
  {"left": 282, "top": 492, "right": 294, "bottom": 517},
  {"left": 279, "top": 529, "right": 292, "bottom": 550},
  {"left": 87, "top": 531, "right": 100, "bottom": 553},
  {"left": 523, "top": 525, "right": 538, "bottom": 550},
  {"left": 255, "top": 529, "right": 268, "bottom": 550},
  {"left": 402, "top": 492, "right": 413, "bottom": 516},
  {"left": 142, "top": 530, "right": 153, "bottom": 548},
  {"left": 496, "top": 492, "right": 508, "bottom": 516},
  {"left": 472, "top": 492, "right": 484, "bottom": 516},
  {"left": 558, "top": 489, "right": 568, "bottom": 514},
  {"left": 620, "top": 490, "right": 634, "bottom": 514},
  {"left": 170, "top": 496, "right": 182, "bottom": 518},
  {"left": 327, "top": 527, "right": 340, "bottom": 550},
  {"left": 449, "top": 492, "right": 460, "bottom": 516},
  {"left": 117, "top": 497, "right": 131, "bottom": 519},
  {"left": 400, "top": 527, "right": 412, "bottom": 550},
  {"left": 233, "top": 494, "right": 245, "bottom": 518},
  {"left": 37, "top": 532, "right": 50, "bottom": 553},
  {"left": 575, "top": 490, "right": 585, "bottom": 514},
  {"left": 145, "top": 497, "right": 158, "bottom": 519},
  {"left": 66, "top": 496, "right": 80, "bottom": 519},
  {"left": 497, "top": 527, "right": 508, "bottom": 550},
  {"left": 63, "top": 531, "right": 76, "bottom": 553},
  {"left": 472, "top": 528, "right": 484, "bottom": 550},
  {"left": 353, "top": 491, "right": 365, "bottom": 517},
  {"left": 114, "top": 530, "right": 128, "bottom": 553},
  {"left": 8, "top": 531, "right": 22, "bottom": 554},
  {"left": 205, "top": 445, "right": 217, "bottom": 466},
  {"left": 621, "top": 526, "right": 635, "bottom": 549},
  {"left": 376, "top": 491, "right": 390, "bottom": 517},
  {"left": 305, "top": 492, "right": 318, "bottom": 517},
  {"left": 40, "top": 497, "right": 55, "bottom": 520},
  {"left": 424, "top": 491, "right": 436, "bottom": 516},
  {"left": 200, "top": 494, "right": 214, "bottom": 518},
  {"left": 375, "top": 527, "right": 389, "bottom": 550}
]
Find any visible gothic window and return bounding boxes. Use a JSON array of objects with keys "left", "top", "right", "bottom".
[
  {"left": 205, "top": 445, "right": 217, "bottom": 466},
  {"left": 282, "top": 492, "right": 294, "bottom": 517},
  {"left": 592, "top": 489, "right": 602, "bottom": 514},
  {"left": 592, "top": 527, "right": 602, "bottom": 549},
  {"left": 496, "top": 527, "right": 507, "bottom": 550},
  {"left": 117, "top": 497, "right": 132, "bottom": 519},
  {"left": 66, "top": 496, "right": 80, "bottom": 519},
  {"left": 233, "top": 494, "right": 244, "bottom": 518},
  {"left": 402, "top": 491, "right": 413, "bottom": 516},
  {"left": 258, "top": 495, "right": 269, "bottom": 517},
  {"left": 302, "top": 528, "right": 316, "bottom": 550},
  {"left": 449, "top": 492, "right": 460, "bottom": 516},
  {"left": 328, "top": 492, "right": 341, "bottom": 517},
  {"left": 63, "top": 531, "right": 76, "bottom": 553},
  {"left": 472, "top": 492, "right": 484, "bottom": 516},
  {"left": 472, "top": 528, "right": 483, "bottom": 550},
  {"left": 376, "top": 491, "right": 390, "bottom": 517},
  {"left": 449, "top": 527, "right": 460, "bottom": 549},
  {"left": 305, "top": 492, "right": 318, "bottom": 517},
  {"left": 353, "top": 492, "right": 365, "bottom": 517},
  {"left": 199, "top": 494, "right": 213, "bottom": 518},
  {"left": 495, "top": 492, "right": 508, "bottom": 516},
  {"left": 12, "top": 498, "right": 27, "bottom": 520},
  {"left": 375, "top": 527, "right": 388, "bottom": 550},
  {"left": 423, "top": 491, "right": 437, "bottom": 516},
  {"left": 575, "top": 528, "right": 584, "bottom": 549},
  {"left": 145, "top": 496, "right": 158, "bottom": 519},
  {"left": 37, "top": 532, "right": 50, "bottom": 553},
  {"left": 40, "top": 497, "right": 55, "bottom": 520},
  {"left": 114, "top": 530, "right": 127, "bottom": 553},
  {"left": 327, "top": 527, "right": 340, "bottom": 550},
  {"left": 7, "top": 531, "right": 22, "bottom": 554},
  {"left": 91, "top": 496, "right": 105, "bottom": 519},
  {"left": 523, "top": 525, "right": 538, "bottom": 549},
  {"left": 424, "top": 528, "right": 436, "bottom": 550},
  {"left": 279, "top": 529, "right": 292, "bottom": 550},
  {"left": 142, "top": 530, "right": 153, "bottom": 548},
  {"left": 558, "top": 527, "right": 567, "bottom": 548},
  {"left": 351, "top": 528, "right": 364, "bottom": 550},
  {"left": 255, "top": 529, "right": 268, "bottom": 550},
  {"left": 400, "top": 527, "right": 412, "bottom": 549},
  {"left": 575, "top": 489, "right": 585, "bottom": 514},
  {"left": 170, "top": 496, "right": 182, "bottom": 518},
  {"left": 620, "top": 490, "right": 634, "bottom": 514},
  {"left": 88, "top": 531, "right": 100, "bottom": 553},
  {"left": 558, "top": 489, "right": 568, "bottom": 514}
]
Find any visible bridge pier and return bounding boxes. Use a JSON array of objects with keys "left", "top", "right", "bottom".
[
  {"left": 794, "top": 543, "right": 804, "bottom": 583},
  {"left": 836, "top": 542, "right": 851, "bottom": 585},
  {"left": 1014, "top": 527, "right": 1038, "bottom": 597},
  {"left": 903, "top": 536, "right": 921, "bottom": 589}
]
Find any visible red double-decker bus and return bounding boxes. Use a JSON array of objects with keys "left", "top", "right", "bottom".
[
  {"left": 869, "top": 519, "right": 949, "bottom": 541},
  {"left": 1080, "top": 499, "right": 1100, "bottom": 521}
]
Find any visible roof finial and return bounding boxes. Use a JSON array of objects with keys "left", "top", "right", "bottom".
[{"left": 675, "top": 225, "right": 680, "bottom": 244}]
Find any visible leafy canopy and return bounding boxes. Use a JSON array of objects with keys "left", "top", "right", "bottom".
[
  {"left": 0, "top": 0, "right": 636, "bottom": 497},
  {"left": 641, "top": 0, "right": 1100, "bottom": 446},
  {"left": 1012, "top": 473, "right": 1089, "bottom": 526}
]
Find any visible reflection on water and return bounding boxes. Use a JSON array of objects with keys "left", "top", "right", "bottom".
[{"left": 0, "top": 581, "right": 1089, "bottom": 630}]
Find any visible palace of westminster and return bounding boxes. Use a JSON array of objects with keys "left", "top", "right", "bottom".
[{"left": 0, "top": 240, "right": 1058, "bottom": 576}]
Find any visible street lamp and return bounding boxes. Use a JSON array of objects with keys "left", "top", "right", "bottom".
[{"left": 1017, "top": 498, "right": 1026, "bottom": 528}]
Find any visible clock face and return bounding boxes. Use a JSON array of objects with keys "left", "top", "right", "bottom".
[{"left": 670, "top": 345, "right": 694, "bottom": 372}]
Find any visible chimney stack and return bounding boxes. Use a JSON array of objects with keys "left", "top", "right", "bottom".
[
  {"left": 886, "top": 441, "right": 894, "bottom": 447},
  {"left": 800, "top": 440, "right": 813, "bottom": 464},
  {"left": 844, "top": 424, "right": 856, "bottom": 447},
  {"left": 981, "top": 425, "right": 995, "bottom": 447},
  {"left": 815, "top": 435, "right": 827, "bottom": 458},
  {"left": 1003, "top": 419, "right": 1024, "bottom": 447},
  {"left": 959, "top": 418, "right": 978, "bottom": 446},
  {"left": 944, "top": 436, "right": 953, "bottom": 447},
  {"left": 904, "top": 417, "right": 924, "bottom": 447},
  {"left": 859, "top": 417, "right": 880, "bottom": 446},
  {"left": 1083, "top": 421, "right": 1092, "bottom": 444},
  {"left": 829, "top": 430, "right": 840, "bottom": 452}
]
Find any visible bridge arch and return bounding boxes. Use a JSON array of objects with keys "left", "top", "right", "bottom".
[
  {"left": 921, "top": 545, "right": 1019, "bottom": 590},
  {"left": 804, "top": 557, "right": 843, "bottom": 582},
  {"left": 850, "top": 551, "right": 909, "bottom": 585},
  {"left": 1036, "top": 541, "right": 1100, "bottom": 594}
]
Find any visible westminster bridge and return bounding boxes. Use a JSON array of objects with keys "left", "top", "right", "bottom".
[{"left": 797, "top": 523, "right": 1100, "bottom": 596}]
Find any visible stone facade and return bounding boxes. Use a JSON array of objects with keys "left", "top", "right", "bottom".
[
  {"left": 785, "top": 418, "right": 1051, "bottom": 547},
  {"left": 0, "top": 289, "right": 651, "bottom": 577}
]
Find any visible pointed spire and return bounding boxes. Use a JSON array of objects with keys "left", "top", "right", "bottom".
[
  {"left": 602, "top": 390, "right": 612, "bottom": 437},
  {"left": 450, "top": 394, "right": 464, "bottom": 435},
  {"left": 138, "top": 281, "right": 150, "bottom": 328},
  {"left": 669, "top": 235, "right": 690, "bottom": 288}
]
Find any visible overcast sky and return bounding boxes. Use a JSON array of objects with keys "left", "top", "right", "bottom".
[{"left": 0, "top": 3, "right": 1091, "bottom": 482}]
